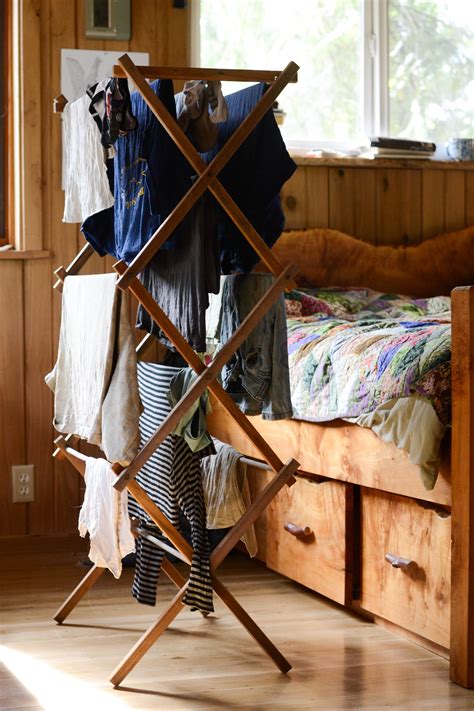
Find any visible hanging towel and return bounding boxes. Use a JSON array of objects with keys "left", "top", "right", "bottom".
[
  {"left": 201, "top": 438, "right": 257, "bottom": 557},
  {"left": 62, "top": 92, "right": 114, "bottom": 223},
  {"left": 128, "top": 362, "right": 213, "bottom": 613},
  {"left": 45, "top": 273, "right": 142, "bottom": 465},
  {"left": 78, "top": 457, "right": 135, "bottom": 578}
]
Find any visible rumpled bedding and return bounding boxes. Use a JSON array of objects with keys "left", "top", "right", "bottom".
[{"left": 285, "top": 287, "right": 451, "bottom": 489}]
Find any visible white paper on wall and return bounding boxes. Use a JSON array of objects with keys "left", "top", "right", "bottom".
[{"left": 60, "top": 49, "right": 149, "bottom": 101}]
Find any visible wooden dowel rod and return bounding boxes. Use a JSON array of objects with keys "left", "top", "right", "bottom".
[
  {"left": 53, "top": 242, "right": 96, "bottom": 290},
  {"left": 113, "top": 262, "right": 296, "bottom": 491},
  {"left": 109, "top": 582, "right": 188, "bottom": 687},
  {"left": 53, "top": 93, "right": 68, "bottom": 113},
  {"left": 135, "top": 526, "right": 188, "bottom": 564},
  {"left": 113, "top": 65, "right": 298, "bottom": 83},
  {"left": 126, "top": 480, "right": 193, "bottom": 564},
  {"left": 115, "top": 55, "right": 298, "bottom": 289},
  {"left": 211, "top": 457, "right": 299, "bottom": 570},
  {"left": 53, "top": 565, "right": 106, "bottom": 624},
  {"left": 53, "top": 438, "right": 192, "bottom": 567},
  {"left": 135, "top": 333, "right": 154, "bottom": 357},
  {"left": 115, "top": 261, "right": 294, "bottom": 477}
]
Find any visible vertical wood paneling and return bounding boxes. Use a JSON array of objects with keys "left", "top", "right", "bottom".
[
  {"left": 19, "top": 0, "right": 43, "bottom": 251},
  {"left": 0, "top": 262, "right": 27, "bottom": 535},
  {"left": 305, "top": 166, "right": 329, "bottom": 228},
  {"left": 376, "top": 169, "right": 421, "bottom": 245},
  {"left": 354, "top": 168, "right": 376, "bottom": 243},
  {"left": 329, "top": 168, "right": 355, "bottom": 235},
  {"left": 281, "top": 168, "right": 307, "bottom": 229},
  {"left": 422, "top": 170, "right": 445, "bottom": 240},
  {"left": 50, "top": 0, "right": 82, "bottom": 533},
  {"left": 445, "top": 171, "right": 466, "bottom": 233},
  {"left": 131, "top": 0, "right": 158, "bottom": 61},
  {"left": 466, "top": 173, "right": 474, "bottom": 227},
  {"left": 24, "top": 260, "right": 54, "bottom": 534}
]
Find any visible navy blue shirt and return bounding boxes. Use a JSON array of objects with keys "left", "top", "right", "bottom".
[
  {"left": 203, "top": 82, "right": 297, "bottom": 273},
  {"left": 82, "top": 79, "right": 192, "bottom": 263}
]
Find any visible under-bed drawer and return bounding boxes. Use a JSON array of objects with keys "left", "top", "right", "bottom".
[
  {"left": 360, "top": 489, "right": 451, "bottom": 648},
  {"left": 248, "top": 469, "right": 352, "bottom": 605}
]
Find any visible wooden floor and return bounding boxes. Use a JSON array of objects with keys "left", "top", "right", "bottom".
[{"left": 1, "top": 537, "right": 474, "bottom": 710}]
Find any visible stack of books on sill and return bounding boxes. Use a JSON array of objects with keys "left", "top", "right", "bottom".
[{"left": 369, "top": 137, "right": 436, "bottom": 159}]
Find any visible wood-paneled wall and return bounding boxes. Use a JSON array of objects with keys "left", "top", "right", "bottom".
[
  {"left": 0, "top": 6, "right": 473, "bottom": 536},
  {"left": 282, "top": 160, "right": 474, "bottom": 243},
  {"left": 0, "top": 0, "right": 190, "bottom": 536}
]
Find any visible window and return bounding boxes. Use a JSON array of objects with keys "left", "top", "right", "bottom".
[
  {"left": 197, "top": 0, "right": 474, "bottom": 147},
  {"left": 1, "top": 0, "right": 7, "bottom": 244}
]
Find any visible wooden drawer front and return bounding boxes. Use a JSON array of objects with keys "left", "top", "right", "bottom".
[
  {"left": 360, "top": 489, "right": 451, "bottom": 647},
  {"left": 248, "top": 469, "right": 352, "bottom": 605}
]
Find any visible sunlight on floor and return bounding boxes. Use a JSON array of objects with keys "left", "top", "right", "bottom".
[{"left": 0, "top": 645, "right": 131, "bottom": 711}]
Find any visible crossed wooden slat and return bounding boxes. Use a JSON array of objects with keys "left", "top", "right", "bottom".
[{"left": 51, "top": 56, "right": 300, "bottom": 687}]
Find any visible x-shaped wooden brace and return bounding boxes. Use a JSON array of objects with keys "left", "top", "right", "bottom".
[{"left": 114, "top": 54, "right": 299, "bottom": 291}]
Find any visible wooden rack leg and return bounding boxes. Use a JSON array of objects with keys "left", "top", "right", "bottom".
[
  {"left": 163, "top": 558, "right": 291, "bottom": 673},
  {"left": 109, "top": 582, "right": 188, "bottom": 687},
  {"left": 54, "top": 564, "right": 106, "bottom": 624},
  {"left": 211, "top": 575, "right": 291, "bottom": 673}
]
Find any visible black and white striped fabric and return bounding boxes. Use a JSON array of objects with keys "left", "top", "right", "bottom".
[{"left": 128, "top": 362, "right": 213, "bottom": 612}]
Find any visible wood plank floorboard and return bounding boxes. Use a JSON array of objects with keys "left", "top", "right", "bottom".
[{"left": 1, "top": 536, "right": 474, "bottom": 710}]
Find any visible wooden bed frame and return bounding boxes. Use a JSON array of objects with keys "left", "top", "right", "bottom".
[{"left": 208, "top": 226, "right": 474, "bottom": 688}]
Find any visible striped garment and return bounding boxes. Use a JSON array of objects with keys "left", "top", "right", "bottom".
[{"left": 128, "top": 362, "right": 213, "bottom": 612}]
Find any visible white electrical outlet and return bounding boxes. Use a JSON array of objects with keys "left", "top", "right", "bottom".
[{"left": 12, "top": 465, "right": 35, "bottom": 503}]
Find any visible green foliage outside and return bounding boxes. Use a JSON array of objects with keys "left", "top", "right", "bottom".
[{"left": 200, "top": 0, "right": 473, "bottom": 144}]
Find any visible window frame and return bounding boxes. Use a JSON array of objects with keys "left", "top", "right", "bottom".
[
  {"left": 194, "top": 0, "right": 465, "bottom": 152},
  {"left": 0, "top": 0, "right": 12, "bottom": 247}
]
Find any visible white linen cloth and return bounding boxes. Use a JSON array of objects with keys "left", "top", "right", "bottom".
[
  {"left": 78, "top": 457, "right": 135, "bottom": 578},
  {"left": 45, "top": 273, "right": 142, "bottom": 465},
  {"left": 201, "top": 438, "right": 257, "bottom": 557},
  {"left": 62, "top": 90, "right": 114, "bottom": 223}
]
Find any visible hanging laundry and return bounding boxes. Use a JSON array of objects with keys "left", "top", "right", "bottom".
[
  {"left": 175, "top": 79, "right": 228, "bottom": 152},
  {"left": 100, "top": 77, "right": 137, "bottom": 148},
  {"left": 62, "top": 91, "right": 114, "bottom": 223},
  {"left": 219, "top": 273, "right": 293, "bottom": 420},
  {"left": 45, "top": 273, "right": 142, "bottom": 465},
  {"left": 166, "top": 367, "right": 215, "bottom": 456},
  {"left": 128, "top": 362, "right": 213, "bottom": 613},
  {"left": 82, "top": 79, "right": 192, "bottom": 263},
  {"left": 78, "top": 457, "right": 135, "bottom": 579},
  {"left": 135, "top": 194, "right": 220, "bottom": 353},
  {"left": 202, "top": 82, "right": 297, "bottom": 274},
  {"left": 201, "top": 438, "right": 257, "bottom": 557}
]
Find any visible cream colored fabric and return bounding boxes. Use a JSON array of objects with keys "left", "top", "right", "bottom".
[
  {"left": 345, "top": 393, "right": 446, "bottom": 489},
  {"left": 45, "top": 274, "right": 142, "bottom": 465},
  {"left": 62, "top": 92, "right": 114, "bottom": 223},
  {"left": 78, "top": 457, "right": 135, "bottom": 578},
  {"left": 201, "top": 438, "right": 257, "bottom": 557}
]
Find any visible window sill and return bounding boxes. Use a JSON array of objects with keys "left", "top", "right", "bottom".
[
  {"left": 289, "top": 151, "right": 474, "bottom": 170},
  {"left": 0, "top": 249, "right": 50, "bottom": 260}
]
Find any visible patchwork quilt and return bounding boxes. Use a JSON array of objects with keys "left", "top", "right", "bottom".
[{"left": 285, "top": 287, "right": 451, "bottom": 426}]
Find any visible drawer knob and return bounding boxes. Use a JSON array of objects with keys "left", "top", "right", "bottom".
[
  {"left": 284, "top": 522, "right": 313, "bottom": 539},
  {"left": 385, "top": 552, "right": 418, "bottom": 573}
]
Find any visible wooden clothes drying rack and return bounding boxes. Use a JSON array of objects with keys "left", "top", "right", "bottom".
[{"left": 51, "top": 55, "right": 300, "bottom": 688}]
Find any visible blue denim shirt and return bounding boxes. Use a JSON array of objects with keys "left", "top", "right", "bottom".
[{"left": 82, "top": 79, "right": 192, "bottom": 262}]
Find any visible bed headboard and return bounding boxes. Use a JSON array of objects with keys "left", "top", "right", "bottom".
[{"left": 270, "top": 226, "right": 474, "bottom": 297}]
